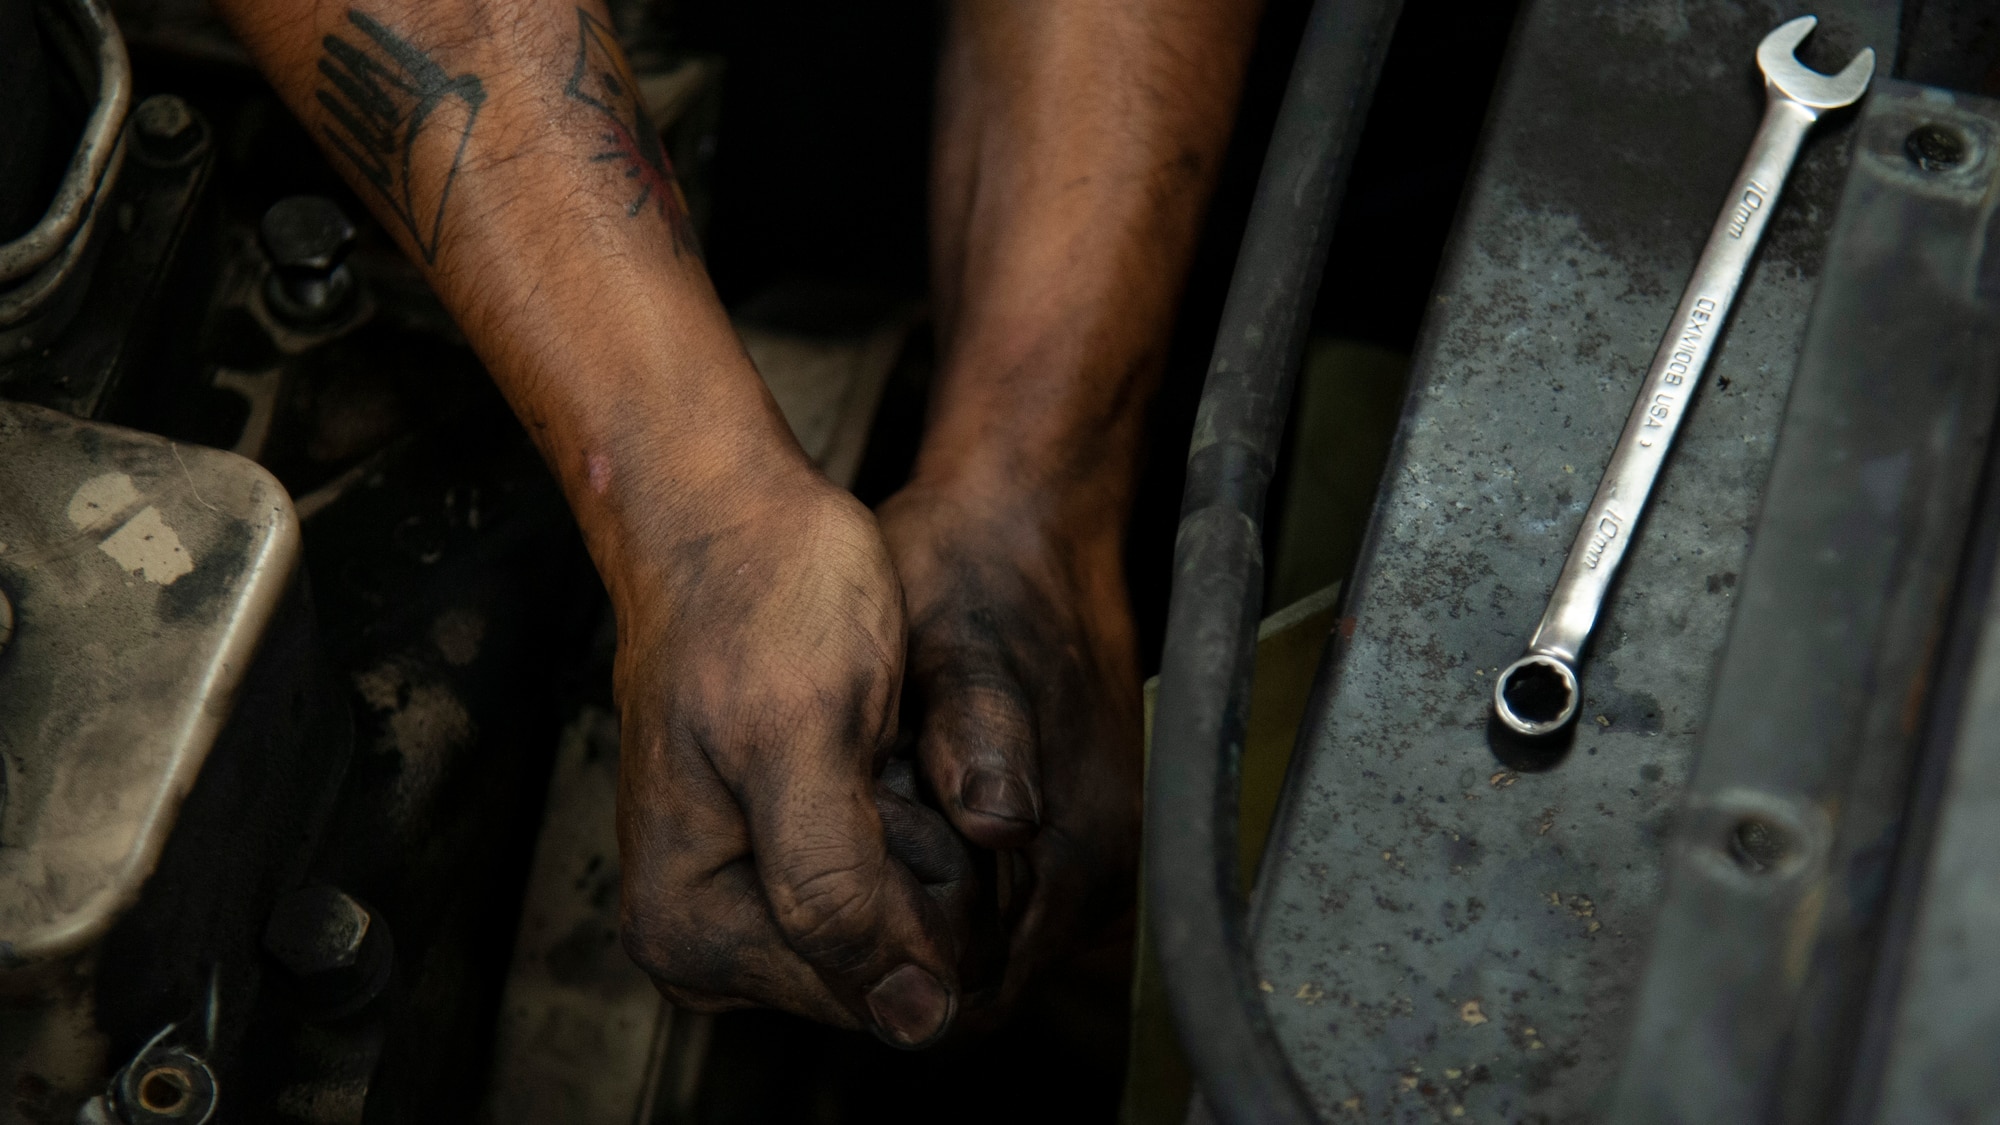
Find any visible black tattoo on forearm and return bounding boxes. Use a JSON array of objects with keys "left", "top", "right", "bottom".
[
  {"left": 316, "top": 11, "right": 485, "bottom": 265},
  {"left": 565, "top": 8, "right": 700, "bottom": 257}
]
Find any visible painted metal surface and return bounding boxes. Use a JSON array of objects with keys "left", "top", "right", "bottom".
[
  {"left": 1870, "top": 423, "right": 2000, "bottom": 1124},
  {"left": 0, "top": 401, "right": 301, "bottom": 967},
  {"left": 1611, "top": 80, "right": 2000, "bottom": 1125},
  {"left": 1247, "top": 1, "right": 1897, "bottom": 1119}
]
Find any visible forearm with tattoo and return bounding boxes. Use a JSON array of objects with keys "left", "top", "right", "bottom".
[
  {"left": 315, "top": 10, "right": 485, "bottom": 265},
  {"left": 216, "top": 0, "right": 968, "bottom": 1044},
  {"left": 219, "top": 0, "right": 802, "bottom": 606},
  {"left": 217, "top": 0, "right": 1264, "bottom": 1036},
  {"left": 565, "top": 8, "right": 699, "bottom": 253}
]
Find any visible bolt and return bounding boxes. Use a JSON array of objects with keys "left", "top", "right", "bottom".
[
  {"left": 1905, "top": 123, "right": 1967, "bottom": 172},
  {"left": 131, "top": 96, "right": 205, "bottom": 167},
  {"left": 263, "top": 885, "right": 393, "bottom": 1018},
  {"left": 264, "top": 885, "right": 369, "bottom": 975},
  {"left": 258, "top": 196, "right": 358, "bottom": 326}
]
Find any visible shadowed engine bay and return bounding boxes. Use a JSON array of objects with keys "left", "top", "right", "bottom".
[{"left": 12, "top": 0, "right": 2000, "bottom": 1122}]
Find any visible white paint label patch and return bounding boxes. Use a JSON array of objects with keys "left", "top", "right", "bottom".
[
  {"left": 66, "top": 472, "right": 142, "bottom": 527},
  {"left": 67, "top": 472, "right": 195, "bottom": 585}
]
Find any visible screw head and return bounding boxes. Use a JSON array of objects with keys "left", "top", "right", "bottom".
[
  {"left": 131, "top": 96, "right": 205, "bottom": 167},
  {"left": 1905, "top": 123, "right": 1968, "bottom": 172}
]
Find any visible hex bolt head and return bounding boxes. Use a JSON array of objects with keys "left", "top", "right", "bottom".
[
  {"left": 263, "top": 885, "right": 393, "bottom": 1019},
  {"left": 264, "top": 885, "right": 369, "bottom": 975},
  {"left": 258, "top": 196, "right": 358, "bottom": 325},
  {"left": 130, "top": 95, "right": 206, "bottom": 167}
]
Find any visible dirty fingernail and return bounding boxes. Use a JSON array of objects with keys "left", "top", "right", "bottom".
[
  {"left": 962, "top": 770, "right": 1038, "bottom": 826},
  {"left": 866, "top": 964, "right": 954, "bottom": 1048}
]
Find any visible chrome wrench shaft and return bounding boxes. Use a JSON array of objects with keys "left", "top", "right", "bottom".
[{"left": 1495, "top": 16, "right": 1874, "bottom": 737}]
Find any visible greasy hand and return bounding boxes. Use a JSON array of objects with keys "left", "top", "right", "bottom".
[
  {"left": 613, "top": 472, "right": 975, "bottom": 1047},
  {"left": 877, "top": 479, "right": 1144, "bottom": 1013}
]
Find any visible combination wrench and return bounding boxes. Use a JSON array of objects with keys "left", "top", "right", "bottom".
[{"left": 1493, "top": 16, "right": 1874, "bottom": 737}]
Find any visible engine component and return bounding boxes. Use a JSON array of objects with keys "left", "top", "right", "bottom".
[
  {"left": 1613, "top": 78, "right": 2000, "bottom": 1125},
  {"left": 129, "top": 95, "right": 204, "bottom": 169},
  {"left": 0, "top": 92, "right": 214, "bottom": 419},
  {"left": 111, "top": 1031, "right": 218, "bottom": 1125},
  {"left": 258, "top": 197, "right": 358, "bottom": 327},
  {"left": 0, "top": 401, "right": 349, "bottom": 1122},
  {"left": 261, "top": 885, "right": 394, "bottom": 1021},
  {"left": 0, "top": 0, "right": 130, "bottom": 355}
]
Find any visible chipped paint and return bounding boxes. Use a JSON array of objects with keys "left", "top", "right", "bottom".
[
  {"left": 98, "top": 507, "right": 194, "bottom": 585},
  {"left": 67, "top": 473, "right": 194, "bottom": 585},
  {"left": 0, "top": 400, "right": 306, "bottom": 1012},
  {"left": 65, "top": 472, "right": 142, "bottom": 528}
]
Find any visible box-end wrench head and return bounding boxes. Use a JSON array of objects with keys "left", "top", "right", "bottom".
[{"left": 1494, "top": 18, "right": 1873, "bottom": 738}]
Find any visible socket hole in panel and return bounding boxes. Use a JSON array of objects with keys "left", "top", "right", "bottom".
[
  {"left": 138, "top": 1067, "right": 192, "bottom": 1115},
  {"left": 1727, "top": 816, "right": 1794, "bottom": 874},
  {"left": 1905, "top": 123, "right": 1967, "bottom": 171}
]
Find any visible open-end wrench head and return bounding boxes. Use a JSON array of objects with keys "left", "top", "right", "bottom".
[{"left": 1757, "top": 15, "right": 1874, "bottom": 110}]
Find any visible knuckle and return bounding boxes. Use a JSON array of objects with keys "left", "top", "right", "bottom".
[
  {"left": 683, "top": 650, "right": 897, "bottom": 762},
  {"left": 768, "top": 857, "right": 883, "bottom": 970}
]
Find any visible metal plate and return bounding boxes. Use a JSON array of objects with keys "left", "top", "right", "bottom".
[
  {"left": 1869, "top": 402, "right": 2000, "bottom": 1124},
  {"left": 1246, "top": 1, "right": 1896, "bottom": 1119},
  {"left": 1611, "top": 80, "right": 2000, "bottom": 1125},
  {"left": 0, "top": 401, "right": 300, "bottom": 968}
]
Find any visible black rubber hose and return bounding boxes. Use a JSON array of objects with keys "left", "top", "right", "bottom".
[{"left": 1145, "top": 0, "right": 1402, "bottom": 1121}]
